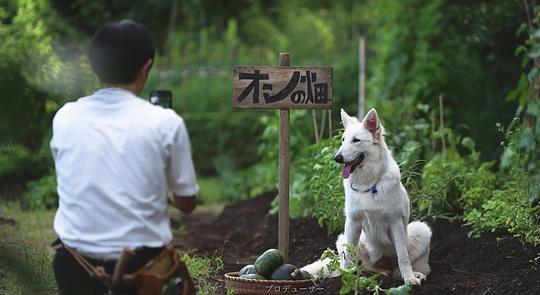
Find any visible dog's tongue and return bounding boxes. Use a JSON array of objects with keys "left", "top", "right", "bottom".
[{"left": 342, "top": 163, "right": 353, "bottom": 179}]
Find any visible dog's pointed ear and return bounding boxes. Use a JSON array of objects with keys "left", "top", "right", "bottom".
[
  {"left": 362, "top": 108, "right": 381, "bottom": 144},
  {"left": 340, "top": 108, "right": 358, "bottom": 128}
]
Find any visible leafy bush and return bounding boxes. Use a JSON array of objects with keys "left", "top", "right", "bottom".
[
  {"left": 411, "top": 135, "right": 495, "bottom": 221},
  {"left": 463, "top": 122, "right": 540, "bottom": 244},
  {"left": 0, "top": 144, "right": 52, "bottom": 197},
  {"left": 21, "top": 172, "right": 57, "bottom": 210},
  {"left": 365, "top": 0, "right": 521, "bottom": 158},
  {"left": 0, "top": 0, "right": 91, "bottom": 148},
  {"left": 215, "top": 110, "right": 316, "bottom": 202},
  {"left": 223, "top": 162, "right": 277, "bottom": 202},
  {"left": 0, "top": 139, "right": 57, "bottom": 210},
  {"left": 288, "top": 137, "right": 344, "bottom": 233}
]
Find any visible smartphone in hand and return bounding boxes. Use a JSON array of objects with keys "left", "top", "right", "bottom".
[{"left": 149, "top": 90, "right": 172, "bottom": 109}]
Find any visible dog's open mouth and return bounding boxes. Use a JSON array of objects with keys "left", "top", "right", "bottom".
[{"left": 341, "top": 153, "right": 365, "bottom": 179}]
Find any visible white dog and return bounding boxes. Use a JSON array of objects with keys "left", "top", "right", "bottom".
[{"left": 302, "top": 108, "right": 432, "bottom": 286}]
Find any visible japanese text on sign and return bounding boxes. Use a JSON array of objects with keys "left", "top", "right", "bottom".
[{"left": 233, "top": 66, "right": 333, "bottom": 109}]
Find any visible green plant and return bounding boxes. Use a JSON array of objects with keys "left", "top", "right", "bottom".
[
  {"left": 22, "top": 172, "right": 57, "bottom": 210},
  {"left": 218, "top": 110, "right": 316, "bottom": 202},
  {"left": 506, "top": 1, "right": 540, "bottom": 205},
  {"left": 463, "top": 122, "right": 540, "bottom": 244},
  {"left": 297, "top": 138, "right": 344, "bottom": 233},
  {"left": 220, "top": 161, "right": 277, "bottom": 202},
  {"left": 266, "top": 135, "right": 344, "bottom": 232},
  {"left": 180, "top": 252, "right": 224, "bottom": 295},
  {"left": 366, "top": 0, "right": 522, "bottom": 158},
  {"left": 321, "top": 247, "right": 382, "bottom": 295},
  {"left": 0, "top": 143, "right": 52, "bottom": 199},
  {"left": 0, "top": 0, "right": 92, "bottom": 149},
  {"left": 320, "top": 246, "right": 411, "bottom": 295},
  {"left": 413, "top": 135, "right": 494, "bottom": 221}
]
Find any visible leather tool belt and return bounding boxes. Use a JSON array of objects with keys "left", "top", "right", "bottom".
[{"left": 53, "top": 240, "right": 196, "bottom": 295}]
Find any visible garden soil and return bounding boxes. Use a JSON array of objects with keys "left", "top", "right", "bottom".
[{"left": 172, "top": 193, "right": 540, "bottom": 294}]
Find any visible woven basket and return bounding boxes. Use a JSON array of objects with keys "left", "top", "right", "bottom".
[{"left": 224, "top": 272, "right": 315, "bottom": 294}]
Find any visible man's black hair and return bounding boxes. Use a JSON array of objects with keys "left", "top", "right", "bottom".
[{"left": 89, "top": 20, "right": 155, "bottom": 84}]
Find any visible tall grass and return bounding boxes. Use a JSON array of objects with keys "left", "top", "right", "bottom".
[{"left": 0, "top": 207, "right": 56, "bottom": 294}]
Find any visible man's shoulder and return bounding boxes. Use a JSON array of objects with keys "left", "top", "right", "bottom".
[
  {"left": 52, "top": 97, "right": 88, "bottom": 124},
  {"left": 131, "top": 98, "right": 184, "bottom": 127}
]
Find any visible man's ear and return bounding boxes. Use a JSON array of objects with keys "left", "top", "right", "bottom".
[
  {"left": 134, "top": 58, "right": 153, "bottom": 94},
  {"left": 340, "top": 108, "right": 358, "bottom": 128},
  {"left": 141, "top": 58, "right": 153, "bottom": 78},
  {"left": 362, "top": 108, "right": 381, "bottom": 144}
]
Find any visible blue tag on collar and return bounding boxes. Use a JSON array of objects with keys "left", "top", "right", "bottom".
[{"left": 371, "top": 185, "right": 378, "bottom": 194}]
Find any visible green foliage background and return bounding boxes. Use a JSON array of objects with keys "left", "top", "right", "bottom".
[{"left": 0, "top": 0, "right": 538, "bottom": 245}]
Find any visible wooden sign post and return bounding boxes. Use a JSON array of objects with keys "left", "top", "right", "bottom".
[
  {"left": 278, "top": 53, "right": 291, "bottom": 263},
  {"left": 233, "top": 53, "right": 332, "bottom": 262}
]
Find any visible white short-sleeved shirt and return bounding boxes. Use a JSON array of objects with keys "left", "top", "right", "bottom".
[{"left": 50, "top": 87, "right": 198, "bottom": 260}]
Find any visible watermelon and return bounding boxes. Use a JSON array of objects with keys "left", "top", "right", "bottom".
[
  {"left": 291, "top": 269, "right": 312, "bottom": 280},
  {"left": 238, "top": 264, "right": 257, "bottom": 276},
  {"left": 239, "top": 273, "right": 265, "bottom": 280},
  {"left": 254, "top": 249, "right": 284, "bottom": 278},
  {"left": 270, "top": 264, "right": 298, "bottom": 280}
]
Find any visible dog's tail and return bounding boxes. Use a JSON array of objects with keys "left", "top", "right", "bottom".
[
  {"left": 300, "top": 258, "right": 335, "bottom": 280},
  {"left": 300, "top": 234, "right": 346, "bottom": 280},
  {"left": 407, "top": 221, "right": 432, "bottom": 253},
  {"left": 407, "top": 221, "right": 432, "bottom": 275}
]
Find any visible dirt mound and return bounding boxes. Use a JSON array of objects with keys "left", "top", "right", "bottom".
[{"left": 173, "top": 194, "right": 540, "bottom": 294}]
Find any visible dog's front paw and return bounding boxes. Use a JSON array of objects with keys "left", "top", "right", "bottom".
[
  {"left": 403, "top": 272, "right": 426, "bottom": 286},
  {"left": 404, "top": 276, "right": 421, "bottom": 286},
  {"left": 339, "top": 250, "right": 355, "bottom": 269},
  {"left": 339, "top": 255, "right": 353, "bottom": 269},
  {"left": 413, "top": 272, "right": 426, "bottom": 281}
]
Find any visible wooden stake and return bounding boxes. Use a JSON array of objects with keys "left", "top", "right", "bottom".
[
  {"left": 328, "top": 110, "right": 333, "bottom": 138},
  {"left": 430, "top": 111, "right": 436, "bottom": 150},
  {"left": 278, "top": 53, "right": 290, "bottom": 262},
  {"left": 319, "top": 110, "right": 327, "bottom": 140},
  {"left": 439, "top": 95, "right": 446, "bottom": 156},
  {"left": 312, "top": 110, "right": 320, "bottom": 144},
  {"left": 358, "top": 35, "right": 366, "bottom": 117}
]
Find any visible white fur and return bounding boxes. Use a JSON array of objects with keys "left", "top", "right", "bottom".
[
  {"left": 302, "top": 108, "right": 432, "bottom": 286},
  {"left": 301, "top": 258, "right": 338, "bottom": 280}
]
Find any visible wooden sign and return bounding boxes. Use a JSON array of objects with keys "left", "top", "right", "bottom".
[
  {"left": 232, "top": 54, "right": 333, "bottom": 262},
  {"left": 233, "top": 66, "right": 333, "bottom": 109}
]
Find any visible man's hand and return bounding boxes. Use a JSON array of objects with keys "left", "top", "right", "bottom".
[{"left": 170, "top": 195, "right": 197, "bottom": 214}]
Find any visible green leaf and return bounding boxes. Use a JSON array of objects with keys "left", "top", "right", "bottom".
[
  {"left": 532, "top": 29, "right": 540, "bottom": 39},
  {"left": 517, "top": 23, "right": 528, "bottom": 36},
  {"left": 519, "top": 128, "right": 536, "bottom": 151},
  {"left": 527, "top": 67, "right": 539, "bottom": 82},
  {"left": 386, "top": 284, "right": 412, "bottom": 295},
  {"left": 526, "top": 101, "right": 540, "bottom": 117},
  {"left": 506, "top": 75, "right": 528, "bottom": 105},
  {"left": 515, "top": 45, "right": 526, "bottom": 56},
  {"left": 529, "top": 44, "right": 540, "bottom": 59},
  {"left": 461, "top": 137, "right": 476, "bottom": 152}
]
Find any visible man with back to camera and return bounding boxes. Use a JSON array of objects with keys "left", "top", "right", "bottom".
[{"left": 50, "top": 19, "right": 198, "bottom": 295}]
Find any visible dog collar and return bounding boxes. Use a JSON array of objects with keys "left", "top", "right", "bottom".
[{"left": 350, "top": 183, "right": 378, "bottom": 194}]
